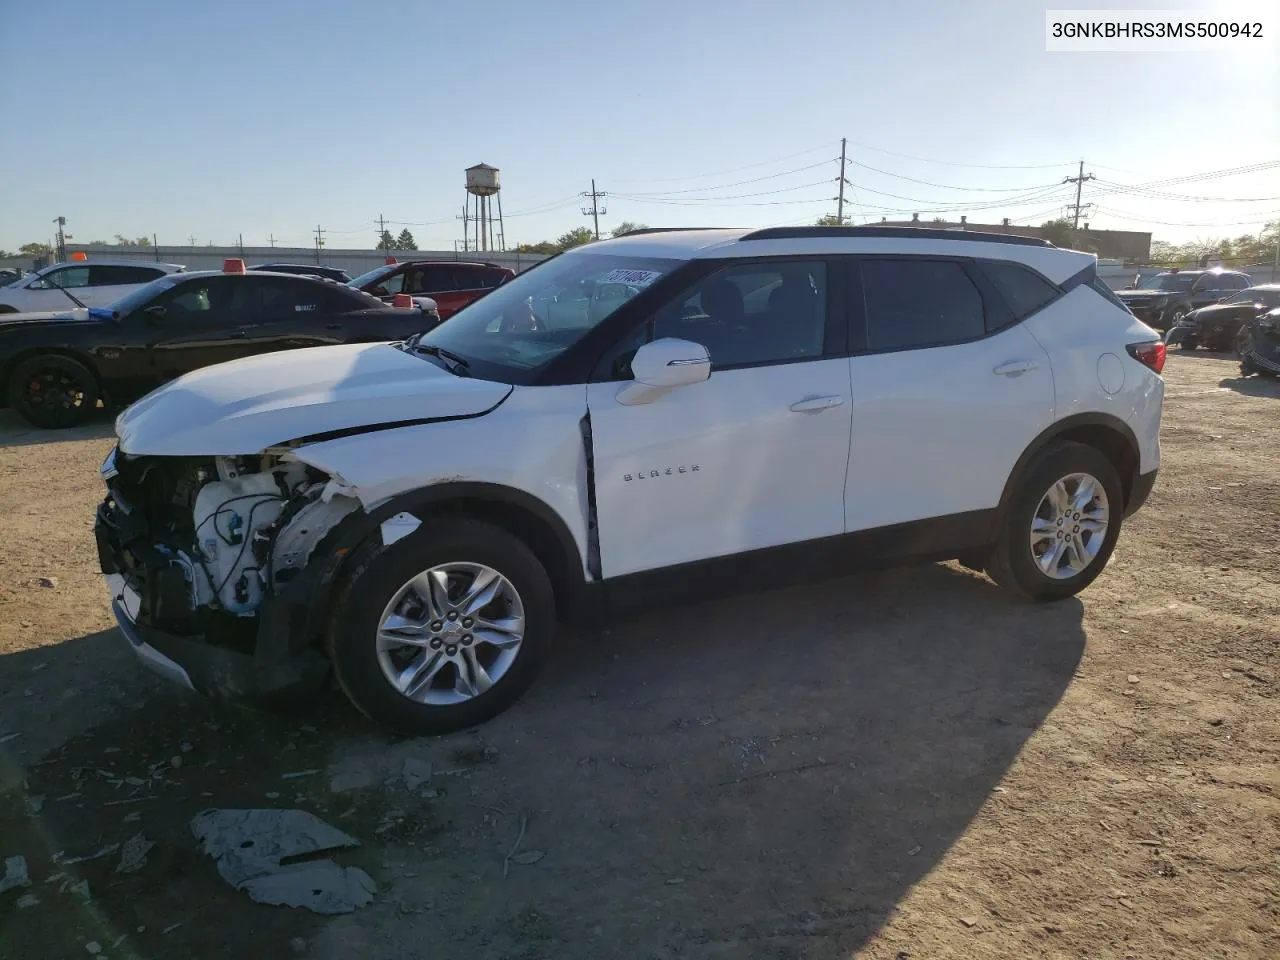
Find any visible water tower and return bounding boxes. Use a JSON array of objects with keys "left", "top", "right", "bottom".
[{"left": 463, "top": 163, "right": 505, "bottom": 253}]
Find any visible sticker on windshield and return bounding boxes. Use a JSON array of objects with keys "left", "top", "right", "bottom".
[{"left": 598, "top": 268, "right": 663, "bottom": 287}]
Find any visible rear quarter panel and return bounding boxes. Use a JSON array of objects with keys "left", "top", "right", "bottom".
[{"left": 1022, "top": 286, "right": 1164, "bottom": 474}]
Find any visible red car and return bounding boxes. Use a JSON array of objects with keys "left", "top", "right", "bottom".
[{"left": 349, "top": 259, "right": 513, "bottom": 319}]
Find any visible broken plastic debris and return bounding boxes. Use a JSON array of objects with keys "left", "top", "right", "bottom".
[
  {"left": 191, "top": 808, "right": 376, "bottom": 915},
  {"left": 1, "top": 856, "right": 31, "bottom": 893},
  {"left": 116, "top": 834, "right": 154, "bottom": 874}
]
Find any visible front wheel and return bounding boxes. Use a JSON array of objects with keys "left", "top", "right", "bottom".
[
  {"left": 1178, "top": 335, "right": 1199, "bottom": 350},
  {"left": 327, "top": 517, "right": 555, "bottom": 735},
  {"left": 985, "top": 442, "right": 1123, "bottom": 601},
  {"left": 7, "top": 354, "right": 100, "bottom": 428}
]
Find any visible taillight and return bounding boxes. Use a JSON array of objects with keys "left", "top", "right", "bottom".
[{"left": 1126, "top": 340, "right": 1166, "bottom": 374}]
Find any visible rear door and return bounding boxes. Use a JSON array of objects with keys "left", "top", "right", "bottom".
[
  {"left": 843, "top": 256, "right": 1055, "bottom": 534},
  {"left": 405, "top": 264, "right": 470, "bottom": 318}
]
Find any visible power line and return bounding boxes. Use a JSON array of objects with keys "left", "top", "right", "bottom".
[
  {"left": 839, "top": 139, "right": 1074, "bottom": 170},
  {"left": 849, "top": 160, "right": 1063, "bottom": 193},
  {"left": 619, "top": 159, "right": 835, "bottom": 197},
  {"left": 610, "top": 141, "right": 838, "bottom": 184}
]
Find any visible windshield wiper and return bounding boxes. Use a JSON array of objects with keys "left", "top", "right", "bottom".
[
  {"left": 48, "top": 278, "right": 87, "bottom": 310},
  {"left": 412, "top": 342, "right": 470, "bottom": 375}
]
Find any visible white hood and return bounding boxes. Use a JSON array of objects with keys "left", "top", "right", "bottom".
[{"left": 116, "top": 342, "right": 511, "bottom": 456}]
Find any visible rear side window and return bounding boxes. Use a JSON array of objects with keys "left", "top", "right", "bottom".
[
  {"left": 90, "top": 265, "right": 164, "bottom": 286},
  {"left": 979, "top": 261, "right": 1060, "bottom": 321},
  {"left": 860, "top": 259, "right": 984, "bottom": 352},
  {"left": 1091, "top": 278, "right": 1130, "bottom": 312},
  {"left": 481, "top": 268, "right": 509, "bottom": 288}
]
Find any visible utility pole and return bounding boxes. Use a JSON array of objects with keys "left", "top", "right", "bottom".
[
  {"left": 313, "top": 225, "right": 326, "bottom": 264},
  {"left": 53, "top": 216, "right": 67, "bottom": 262},
  {"left": 376, "top": 214, "right": 388, "bottom": 250},
  {"left": 268, "top": 234, "right": 276, "bottom": 248},
  {"left": 1063, "top": 160, "right": 1096, "bottom": 230},
  {"left": 238, "top": 233, "right": 244, "bottom": 258},
  {"left": 581, "top": 179, "right": 607, "bottom": 240},
  {"left": 153, "top": 232, "right": 159, "bottom": 261},
  {"left": 836, "top": 137, "right": 848, "bottom": 224},
  {"left": 188, "top": 235, "right": 197, "bottom": 246}
]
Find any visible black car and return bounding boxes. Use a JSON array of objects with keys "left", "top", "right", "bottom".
[
  {"left": 1116, "top": 269, "right": 1253, "bottom": 331},
  {"left": 1165, "top": 284, "right": 1280, "bottom": 351},
  {"left": 1238, "top": 306, "right": 1280, "bottom": 379},
  {"left": 0, "top": 265, "right": 440, "bottom": 429},
  {"left": 249, "top": 262, "right": 352, "bottom": 283}
]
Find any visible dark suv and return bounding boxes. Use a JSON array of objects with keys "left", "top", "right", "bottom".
[
  {"left": 1116, "top": 269, "right": 1253, "bottom": 331},
  {"left": 349, "top": 260, "right": 513, "bottom": 319}
]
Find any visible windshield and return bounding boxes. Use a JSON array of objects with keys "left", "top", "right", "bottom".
[
  {"left": 1224, "top": 287, "right": 1280, "bottom": 308},
  {"left": 349, "top": 265, "right": 397, "bottom": 289},
  {"left": 1147, "top": 273, "right": 1197, "bottom": 292},
  {"left": 106, "top": 274, "right": 183, "bottom": 314},
  {"left": 413, "top": 252, "right": 681, "bottom": 380}
]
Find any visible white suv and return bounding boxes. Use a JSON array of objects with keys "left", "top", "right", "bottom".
[
  {"left": 0, "top": 259, "right": 186, "bottom": 313},
  {"left": 94, "top": 227, "right": 1164, "bottom": 734}
]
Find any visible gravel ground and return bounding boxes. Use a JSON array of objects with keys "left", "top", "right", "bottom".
[{"left": 0, "top": 351, "right": 1277, "bottom": 960}]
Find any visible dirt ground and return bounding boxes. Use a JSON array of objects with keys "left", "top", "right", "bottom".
[{"left": 0, "top": 351, "right": 1277, "bottom": 960}]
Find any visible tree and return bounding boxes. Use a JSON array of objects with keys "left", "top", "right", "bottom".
[
  {"left": 19, "top": 242, "right": 53, "bottom": 258},
  {"left": 555, "top": 227, "right": 595, "bottom": 250},
  {"left": 514, "top": 240, "right": 559, "bottom": 254},
  {"left": 395, "top": 229, "right": 418, "bottom": 251},
  {"left": 376, "top": 230, "right": 396, "bottom": 251},
  {"left": 814, "top": 215, "right": 845, "bottom": 226},
  {"left": 113, "top": 234, "right": 151, "bottom": 247},
  {"left": 1038, "top": 218, "right": 1098, "bottom": 253},
  {"left": 611, "top": 221, "right": 649, "bottom": 238}
]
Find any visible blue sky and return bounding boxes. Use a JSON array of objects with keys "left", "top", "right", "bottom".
[{"left": 2, "top": 0, "right": 1276, "bottom": 252}]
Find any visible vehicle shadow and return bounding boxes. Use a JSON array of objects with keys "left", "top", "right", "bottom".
[
  {"left": 1, "top": 563, "right": 1085, "bottom": 959},
  {"left": 1218, "top": 374, "right": 1280, "bottom": 398},
  {"left": 327, "top": 561, "right": 1087, "bottom": 957},
  {"left": 0, "top": 408, "right": 115, "bottom": 447}
]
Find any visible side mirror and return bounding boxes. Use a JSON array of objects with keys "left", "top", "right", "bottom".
[
  {"left": 143, "top": 304, "right": 167, "bottom": 323},
  {"left": 617, "top": 337, "right": 710, "bottom": 405}
]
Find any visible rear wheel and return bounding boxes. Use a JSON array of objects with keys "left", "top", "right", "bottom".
[
  {"left": 985, "top": 442, "right": 1123, "bottom": 601},
  {"left": 327, "top": 517, "right": 555, "bottom": 735},
  {"left": 7, "top": 354, "right": 99, "bottom": 428},
  {"left": 1178, "top": 335, "right": 1199, "bottom": 350}
]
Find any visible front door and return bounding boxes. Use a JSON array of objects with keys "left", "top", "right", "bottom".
[
  {"left": 587, "top": 258, "right": 852, "bottom": 578},
  {"left": 843, "top": 257, "right": 1054, "bottom": 533},
  {"left": 147, "top": 277, "right": 261, "bottom": 381}
]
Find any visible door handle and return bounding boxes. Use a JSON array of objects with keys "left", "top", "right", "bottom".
[
  {"left": 992, "top": 359, "right": 1039, "bottom": 377},
  {"left": 325, "top": 323, "right": 342, "bottom": 330},
  {"left": 229, "top": 330, "right": 248, "bottom": 339},
  {"left": 789, "top": 395, "right": 844, "bottom": 413}
]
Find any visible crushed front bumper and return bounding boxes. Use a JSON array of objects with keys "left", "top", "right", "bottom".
[{"left": 95, "top": 499, "right": 330, "bottom": 702}]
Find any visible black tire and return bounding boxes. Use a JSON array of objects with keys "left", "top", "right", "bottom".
[
  {"left": 1178, "top": 336, "right": 1199, "bottom": 350},
  {"left": 7, "top": 354, "right": 100, "bottom": 428},
  {"left": 327, "top": 516, "right": 555, "bottom": 735},
  {"left": 984, "top": 442, "right": 1124, "bottom": 602}
]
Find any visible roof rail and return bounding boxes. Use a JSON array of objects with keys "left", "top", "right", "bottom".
[
  {"left": 738, "top": 226, "right": 1053, "bottom": 247},
  {"left": 615, "top": 227, "right": 735, "bottom": 237}
]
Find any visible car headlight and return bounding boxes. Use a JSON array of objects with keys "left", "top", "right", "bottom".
[{"left": 101, "top": 444, "right": 119, "bottom": 481}]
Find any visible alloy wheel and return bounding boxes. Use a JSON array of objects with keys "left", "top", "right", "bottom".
[
  {"left": 25, "top": 368, "right": 87, "bottom": 414},
  {"left": 375, "top": 562, "right": 525, "bottom": 705},
  {"left": 1028, "top": 472, "right": 1110, "bottom": 580}
]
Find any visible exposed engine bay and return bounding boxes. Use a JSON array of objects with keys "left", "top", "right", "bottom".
[{"left": 99, "top": 449, "right": 361, "bottom": 632}]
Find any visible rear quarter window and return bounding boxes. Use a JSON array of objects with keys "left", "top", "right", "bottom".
[
  {"left": 978, "top": 261, "right": 1061, "bottom": 320},
  {"left": 1090, "top": 278, "right": 1131, "bottom": 312}
]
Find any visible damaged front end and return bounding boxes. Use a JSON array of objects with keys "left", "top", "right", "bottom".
[{"left": 95, "top": 446, "right": 363, "bottom": 699}]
